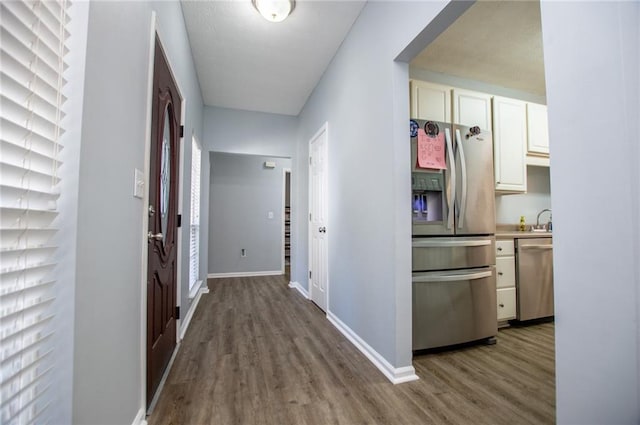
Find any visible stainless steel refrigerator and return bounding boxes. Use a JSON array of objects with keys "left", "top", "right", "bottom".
[{"left": 410, "top": 119, "right": 497, "bottom": 351}]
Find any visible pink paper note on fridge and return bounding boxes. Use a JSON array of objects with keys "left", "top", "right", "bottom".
[{"left": 416, "top": 128, "right": 446, "bottom": 170}]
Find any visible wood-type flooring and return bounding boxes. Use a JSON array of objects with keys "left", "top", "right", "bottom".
[{"left": 148, "top": 275, "right": 555, "bottom": 425}]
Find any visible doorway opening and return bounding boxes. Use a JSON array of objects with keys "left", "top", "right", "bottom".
[
  {"left": 208, "top": 153, "right": 292, "bottom": 278},
  {"left": 283, "top": 169, "right": 291, "bottom": 280},
  {"left": 308, "top": 123, "right": 328, "bottom": 312},
  {"left": 146, "top": 33, "right": 183, "bottom": 410},
  {"left": 399, "top": 0, "right": 555, "bottom": 407}
]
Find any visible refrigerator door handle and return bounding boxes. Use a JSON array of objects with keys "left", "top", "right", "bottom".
[
  {"left": 445, "top": 128, "right": 455, "bottom": 230},
  {"left": 412, "top": 270, "right": 493, "bottom": 283},
  {"left": 455, "top": 128, "right": 468, "bottom": 229},
  {"left": 412, "top": 239, "right": 492, "bottom": 248}
]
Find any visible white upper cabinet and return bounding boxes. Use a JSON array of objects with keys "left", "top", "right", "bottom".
[
  {"left": 453, "top": 88, "right": 492, "bottom": 130},
  {"left": 493, "top": 96, "right": 527, "bottom": 193},
  {"left": 526, "top": 102, "right": 550, "bottom": 156},
  {"left": 410, "top": 80, "right": 452, "bottom": 122}
]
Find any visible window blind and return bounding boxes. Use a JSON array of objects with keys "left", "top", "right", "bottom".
[
  {"left": 188, "top": 138, "right": 201, "bottom": 291},
  {"left": 0, "top": 1, "right": 69, "bottom": 424}
]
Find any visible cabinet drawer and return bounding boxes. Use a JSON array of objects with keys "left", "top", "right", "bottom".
[
  {"left": 497, "top": 287, "right": 516, "bottom": 321},
  {"left": 495, "top": 240, "right": 514, "bottom": 256},
  {"left": 496, "top": 256, "right": 516, "bottom": 288}
]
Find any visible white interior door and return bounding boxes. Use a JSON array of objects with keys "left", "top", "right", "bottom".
[{"left": 309, "top": 124, "right": 328, "bottom": 312}]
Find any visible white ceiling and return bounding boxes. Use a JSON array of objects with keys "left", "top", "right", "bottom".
[
  {"left": 182, "top": 1, "right": 545, "bottom": 116},
  {"left": 181, "top": 0, "right": 366, "bottom": 116},
  {"left": 411, "top": 1, "right": 546, "bottom": 96}
]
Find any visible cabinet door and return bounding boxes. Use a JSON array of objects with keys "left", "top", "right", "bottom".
[
  {"left": 496, "top": 256, "right": 516, "bottom": 289},
  {"left": 410, "top": 80, "right": 451, "bottom": 122},
  {"left": 452, "top": 88, "right": 492, "bottom": 130},
  {"left": 495, "top": 239, "right": 515, "bottom": 256},
  {"left": 527, "top": 102, "right": 550, "bottom": 155},
  {"left": 493, "top": 96, "right": 527, "bottom": 192},
  {"left": 497, "top": 287, "right": 516, "bottom": 321}
]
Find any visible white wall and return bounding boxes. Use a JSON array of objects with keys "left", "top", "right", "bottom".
[
  {"left": 295, "top": 1, "right": 457, "bottom": 369},
  {"left": 540, "top": 2, "right": 639, "bottom": 423},
  {"left": 203, "top": 106, "right": 297, "bottom": 157},
  {"left": 495, "top": 166, "right": 551, "bottom": 226},
  {"left": 73, "top": 2, "right": 204, "bottom": 423},
  {"left": 208, "top": 153, "right": 291, "bottom": 275},
  {"left": 202, "top": 106, "right": 298, "bottom": 278}
]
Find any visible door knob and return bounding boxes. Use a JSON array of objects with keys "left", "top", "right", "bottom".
[{"left": 148, "top": 232, "right": 163, "bottom": 241}]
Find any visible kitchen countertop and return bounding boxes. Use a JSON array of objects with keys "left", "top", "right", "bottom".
[
  {"left": 496, "top": 231, "right": 552, "bottom": 239},
  {"left": 496, "top": 224, "right": 552, "bottom": 238}
]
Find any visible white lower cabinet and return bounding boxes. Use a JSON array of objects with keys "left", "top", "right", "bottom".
[
  {"left": 496, "top": 256, "right": 516, "bottom": 289},
  {"left": 495, "top": 240, "right": 516, "bottom": 322},
  {"left": 497, "top": 288, "right": 517, "bottom": 321}
]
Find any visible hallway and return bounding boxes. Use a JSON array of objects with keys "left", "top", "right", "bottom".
[{"left": 148, "top": 275, "right": 555, "bottom": 424}]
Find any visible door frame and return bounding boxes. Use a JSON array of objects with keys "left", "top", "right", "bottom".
[
  {"left": 307, "top": 122, "right": 329, "bottom": 311},
  {"left": 140, "top": 11, "right": 186, "bottom": 413},
  {"left": 282, "top": 167, "right": 291, "bottom": 275}
]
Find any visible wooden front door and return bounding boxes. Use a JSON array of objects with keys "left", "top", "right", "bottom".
[{"left": 147, "top": 35, "right": 181, "bottom": 406}]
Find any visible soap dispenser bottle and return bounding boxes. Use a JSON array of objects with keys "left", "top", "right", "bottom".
[{"left": 519, "top": 215, "right": 526, "bottom": 232}]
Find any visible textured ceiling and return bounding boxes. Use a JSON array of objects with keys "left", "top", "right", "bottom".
[
  {"left": 181, "top": 0, "right": 366, "bottom": 116},
  {"left": 411, "top": 1, "right": 546, "bottom": 96}
]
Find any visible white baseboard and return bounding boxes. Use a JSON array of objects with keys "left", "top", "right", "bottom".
[
  {"left": 179, "top": 284, "right": 209, "bottom": 340},
  {"left": 131, "top": 408, "right": 147, "bottom": 425},
  {"left": 326, "top": 311, "right": 419, "bottom": 385},
  {"left": 207, "top": 270, "right": 282, "bottom": 278},
  {"left": 288, "top": 281, "right": 309, "bottom": 299}
]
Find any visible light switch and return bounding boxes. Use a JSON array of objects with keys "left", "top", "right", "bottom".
[
  {"left": 134, "top": 168, "right": 145, "bottom": 199},
  {"left": 268, "top": 211, "right": 274, "bottom": 219}
]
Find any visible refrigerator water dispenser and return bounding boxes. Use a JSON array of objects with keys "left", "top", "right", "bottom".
[{"left": 412, "top": 172, "right": 444, "bottom": 223}]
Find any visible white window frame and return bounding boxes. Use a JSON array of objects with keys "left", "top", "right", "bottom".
[{"left": 188, "top": 136, "right": 201, "bottom": 297}]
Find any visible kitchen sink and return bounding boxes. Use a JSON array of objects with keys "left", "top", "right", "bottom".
[{"left": 530, "top": 228, "right": 551, "bottom": 233}]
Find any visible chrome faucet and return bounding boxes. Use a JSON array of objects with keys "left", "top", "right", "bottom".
[{"left": 536, "top": 208, "right": 552, "bottom": 230}]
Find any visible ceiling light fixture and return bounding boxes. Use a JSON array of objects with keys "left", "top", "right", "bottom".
[{"left": 252, "top": 0, "right": 295, "bottom": 23}]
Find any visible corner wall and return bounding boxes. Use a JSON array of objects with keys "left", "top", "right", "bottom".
[
  {"left": 73, "top": 2, "right": 204, "bottom": 423},
  {"left": 295, "top": 1, "right": 452, "bottom": 369},
  {"left": 540, "top": 2, "right": 640, "bottom": 423}
]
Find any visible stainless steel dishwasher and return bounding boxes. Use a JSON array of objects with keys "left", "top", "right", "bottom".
[{"left": 515, "top": 237, "right": 554, "bottom": 320}]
